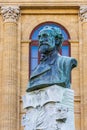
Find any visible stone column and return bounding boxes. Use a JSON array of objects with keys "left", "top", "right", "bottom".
[
  {"left": 79, "top": 6, "right": 87, "bottom": 130},
  {"left": 1, "top": 6, "right": 20, "bottom": 130}
]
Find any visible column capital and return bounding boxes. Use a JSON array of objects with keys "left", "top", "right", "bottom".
[
  {"left": 1, "top": 6, "right": 20, "bottom": 22},
  {"left": 79, "top": 5, "right": 87, "bottom": 22}
]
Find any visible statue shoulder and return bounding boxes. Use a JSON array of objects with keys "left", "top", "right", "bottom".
[
  {"left": 69, "top": 57, "right": 77, "bottom": 70},
  {"left": 57, "top": 55, "right": 77, "bottom": 70}
]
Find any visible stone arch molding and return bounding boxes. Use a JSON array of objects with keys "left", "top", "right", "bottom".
[
  {"left": 22, "top": 15, "right": 72, "bottom": 41},
  {"left": 29, "top": 20, "right": 70, "bottom": 40}
]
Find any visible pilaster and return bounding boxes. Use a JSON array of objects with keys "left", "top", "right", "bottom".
[
  {"left": 0, "top": 6, "right": 20, "bottom": 130},
  {"left": 79, "top": 5, "right": 87, "bottom": 130}
]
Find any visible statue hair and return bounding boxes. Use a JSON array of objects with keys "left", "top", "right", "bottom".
[{"left": 39, "top": 26, "right": 64, "bottom": 51}]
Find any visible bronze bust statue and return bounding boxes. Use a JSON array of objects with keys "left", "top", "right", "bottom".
[{"left": 26, "top": 26, "right": 77, "bottom": 92}]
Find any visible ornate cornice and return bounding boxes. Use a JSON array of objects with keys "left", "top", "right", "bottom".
[
  {"left": 1, "top": 6, "right": 20, "bottom": 22},
  {"left": 79, "top": 5, "right": 87, "bottom": 22}
]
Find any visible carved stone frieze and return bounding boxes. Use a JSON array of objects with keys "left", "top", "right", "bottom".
[
  {"left": 22, "top": 104, "right": 69, "bottom": 130},
  {"left": 79, "top": 6, "right": 87, "bottom": 22},
  {"left": 1, "top": 6, "right": 20, "bottom": 22},
  {"left": 22, "top": 85, "right": 75, "bottom": 130}
]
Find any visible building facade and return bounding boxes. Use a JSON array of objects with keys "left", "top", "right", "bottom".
[{"left": 0, "top": 1, "right": 87, "bottom": 130}]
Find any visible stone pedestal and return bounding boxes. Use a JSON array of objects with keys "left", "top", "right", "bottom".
[{"left": 22, "top": 85, "right": 75, "bottom": 130}]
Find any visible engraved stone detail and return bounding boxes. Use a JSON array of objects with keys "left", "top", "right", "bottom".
[
  {"left": 1, "top": 6, "right": 20, "bottom": 22},
  {"left": 22, "top": 104, "right": 69, "bottom": 130},
  {"left": 22, "top": 85, "right": 75, "bottom": 130},
  {"left": 79, "top": 6, "right": 87, "bottom": 22}
]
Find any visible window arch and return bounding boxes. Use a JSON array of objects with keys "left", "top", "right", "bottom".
[{"left": 29, "top": 22, "right": 70, "bottom": 75}]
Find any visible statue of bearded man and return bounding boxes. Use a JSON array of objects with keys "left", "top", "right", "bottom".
[{"left": 26, "top": 26, "right": 77, "bottom": 92}]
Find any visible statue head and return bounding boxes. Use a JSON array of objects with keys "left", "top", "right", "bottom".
[{"left": 38, "top": 26, "right": 64, "bottom": 54}]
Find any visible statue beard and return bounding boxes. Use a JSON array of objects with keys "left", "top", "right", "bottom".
[{"left": 39, "top": 44, "right": 50, "bottom": 54}]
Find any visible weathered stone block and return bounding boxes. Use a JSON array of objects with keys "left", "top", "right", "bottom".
[{"left": 22, "top": 85, "right": 75, "bottom": 130}]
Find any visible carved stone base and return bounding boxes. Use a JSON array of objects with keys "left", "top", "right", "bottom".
[{"left": 22, "top": 85, "right": 75, "bottom": 130}]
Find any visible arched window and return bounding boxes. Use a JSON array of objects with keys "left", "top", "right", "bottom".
[{"left": 29, "top": 22, "right": 70, "bottom": 75}]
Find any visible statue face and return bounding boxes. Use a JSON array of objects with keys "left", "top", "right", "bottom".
[{"left": 38, "top": 30, "right": 55, "bottom": 54}]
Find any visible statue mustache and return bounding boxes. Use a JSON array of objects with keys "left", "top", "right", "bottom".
[{"left": 39, "top": 41, "right": 50, "bottom": 47}]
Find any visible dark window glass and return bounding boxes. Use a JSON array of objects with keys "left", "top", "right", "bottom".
[
  {"left": 31, "top": 58, "right": 38, "bottom": 73},
  {"left": 62, "top": 46, "right": 69, "bottom": 56},
  {"left": 31, "top": 46, "right": 38, "bottom": 58}
]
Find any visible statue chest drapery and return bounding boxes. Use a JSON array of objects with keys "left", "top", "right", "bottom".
[{"left": 26, "top": 55, "right": 72, "bottom": 92}]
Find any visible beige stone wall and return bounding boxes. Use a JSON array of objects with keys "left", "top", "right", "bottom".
[
  {"left": 0, "top": 16, "right": 3, "bottom": 92},
  {"left": 20, "top": 8, "right": 80, "bottom": 130},
  {"left": 21, "top": 14, "right": 78, "bottom": 42},
  {"left": 0, "top": 4, "right": 87, "bottom": 130},
  {"left": 0, "top": 0, "right": 86, "bottom": 3}
]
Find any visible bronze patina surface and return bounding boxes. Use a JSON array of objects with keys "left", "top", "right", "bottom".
[{"left": 26, "top": 26, "right": 77, "bottom": 92}]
